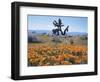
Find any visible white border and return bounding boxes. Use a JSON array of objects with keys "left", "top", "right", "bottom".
[{"left": 20, "top": 6, "right": 94, "bottom": 76}]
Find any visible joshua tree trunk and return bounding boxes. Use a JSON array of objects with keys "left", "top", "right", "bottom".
[{"left": 59, "top": 26, "right": 64, "bottom": 35}]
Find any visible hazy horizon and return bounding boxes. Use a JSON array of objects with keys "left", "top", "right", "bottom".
[{"left": 28, "top": 29, "right": 88, "bottom": 33}]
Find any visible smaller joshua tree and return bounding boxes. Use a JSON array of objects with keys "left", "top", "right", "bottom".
[{"left": 52, "top": 18, "right": 69, "bottom": 36}]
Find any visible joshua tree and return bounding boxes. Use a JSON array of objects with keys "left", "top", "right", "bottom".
[
  {"left": 52, "top": 18, "right": 64, "bottom": 35},
  {"left": 52, "top": 18, "right": 69, "bottom": 36}
]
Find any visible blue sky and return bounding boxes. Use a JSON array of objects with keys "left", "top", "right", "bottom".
[{"left": 28, "top": 15, "right": 88, "bottom": 33}]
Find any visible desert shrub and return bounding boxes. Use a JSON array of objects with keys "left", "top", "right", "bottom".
[
  {"left": 28, "top": 36, "right": 42, "bottom": 43},
  {"left": 28, "top": 36, "right": 33, "bottom": 43},
  {"left": 68, "top": 35, "right": 73, "bottom": 37},
  {"left": 70, "top": 39, "right": 74, "bottom": 45},
  {"left": 80, "top": 36, "right": 87, "bottom": 40},
  {"left": 52, "top": 36, "right": 62, "bottom": 43},
  {"left": 52, "top": 39, "right": 62, "bottom": 43}
]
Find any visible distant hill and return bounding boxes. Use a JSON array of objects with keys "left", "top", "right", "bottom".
[
  {"left": 28, "top": 30, "right": 87, "bottom": 36},
  {"left": 67, "top": 32, "right": 88, "bottom": 36}
]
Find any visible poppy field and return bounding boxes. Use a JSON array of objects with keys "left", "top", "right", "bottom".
[{"left": 28, "top": 43, "right": 87, "bottom": 66}]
